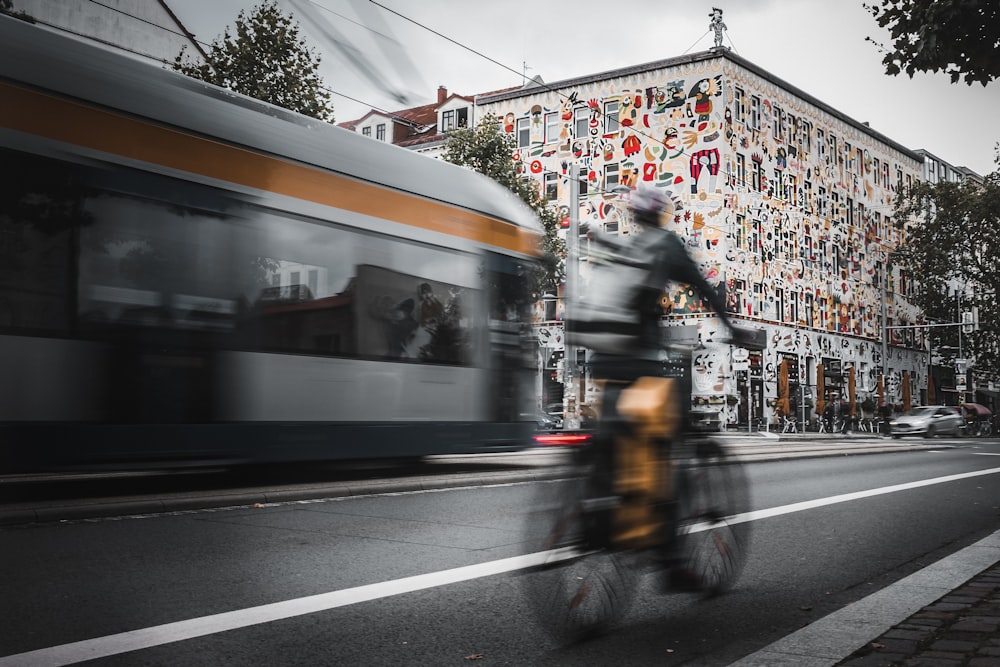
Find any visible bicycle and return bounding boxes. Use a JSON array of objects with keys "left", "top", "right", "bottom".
[{"left": 522, "top": 381, "right": 752, "bottom": 641}]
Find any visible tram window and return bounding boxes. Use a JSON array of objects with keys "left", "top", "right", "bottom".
[
  {"left": 10, "top": 148, "right": 486, "bottom": 366},
  {"left": 0, "top": 150, "right": 79, "bottom": 334},
  {"left": 245, "top": 209, "right": 481, "bottom": 365}
]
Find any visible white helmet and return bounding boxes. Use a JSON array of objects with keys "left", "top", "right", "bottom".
[{"left": 630, "top": 187, "right": 675, "bottom": 223}]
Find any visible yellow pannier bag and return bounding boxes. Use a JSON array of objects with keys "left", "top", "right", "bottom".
[{"left": 611, "top": 376, "right": 681, "bottom": 549}]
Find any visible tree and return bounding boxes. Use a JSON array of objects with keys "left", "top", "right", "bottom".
[
  {"left": 865, "top": 0, "right": 1000, "bottom": 86},
  {"left": 894, "top": 157, "right": 1000, "bottom": 376},
  {"left": 443, "top": 113, "right": 564, "bottom": 294},
  {"left": 173, "top": 0, "right": 334, "bottom": 122}
]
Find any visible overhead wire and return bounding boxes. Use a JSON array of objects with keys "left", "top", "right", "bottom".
[
  {"left": 360, "top": 0, "right": 909, "bottom": 242},
  {"left": 71, "top": 0, "right": 908, "bottom": 263}
]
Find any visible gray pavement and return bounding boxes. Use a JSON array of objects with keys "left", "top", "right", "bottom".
[
  {"left": 5, "top": 432, "right": 994, "bottom": 667},
  {"left": 0, "top": 431, "right": 950, "bottom": 526}
]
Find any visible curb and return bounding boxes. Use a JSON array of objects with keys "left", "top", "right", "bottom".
[{"left": 0, "top": 466, "right": 575, "bottom": 526}]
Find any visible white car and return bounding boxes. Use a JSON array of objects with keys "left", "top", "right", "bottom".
[{"left": 890, "top": 406, "right": 964, "bottom": 438}]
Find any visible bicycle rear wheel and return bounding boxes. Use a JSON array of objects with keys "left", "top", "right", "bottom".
[
  {"left": 521, "top": 462, "right": 641, "bottom": 642},
  {"left": 676, "top": 437, "right": 752, "bottom": 596}
]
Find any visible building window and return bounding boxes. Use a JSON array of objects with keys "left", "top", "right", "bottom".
[
  {"left": 773, "top": 104, "right": 784, "bottom": 142},
  {"left": 733, "top": 87, "right": 745, "bottom": 123},
  {"left": 735, "top": 213, "right": 746, "bottom": 249},
  {"left": 818, "top": 185, "right": 827, "bottom": 217},
  {"left": 362, "top": 126, "right": 371, "bottom": 137},
  {"left": 440, "top": 107, "right": 468, "bottom": 131},
  {"left": 750, "top": 95, "right": 761, "bottom": 130},
  {"left": 516, "top": 117, "right": 530, "bottom": 148},
  {"left": 574, "top": 106, "right": 589, "bottom": 137},
  {"left": 729, "top": 279, "right": 745, "bottom": 314},
  {"left": 604, "top": 163, "right": 619, "bottom": 190},
  {"left": 544, "top": 111, "right": 559, "bottom": 143},
  {"left": 736, "top": 153, "right": 746, "bottom": 188},
  {"left": 544, "top": 171, "right": 557, "bottom": 201},
  {"left": 604, "top": 100, "right": 619, "bottom": 133},
  {"left": 805, "top": 293, "right": 815, "bottom": 327},
  {"left": 376, "top": 123, "right": 386, "bottom": 141}
]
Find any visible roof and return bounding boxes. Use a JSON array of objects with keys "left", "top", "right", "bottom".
[
  {"left": 337, "top": 94, "right": 474, "bottom": 136},
  {"left": 476, "top": 47, "right": 923, "bottom": 164}
]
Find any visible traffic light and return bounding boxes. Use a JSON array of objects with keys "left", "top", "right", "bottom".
[{"left": 962, "top": 310, "right": 977, "bottom": 334}]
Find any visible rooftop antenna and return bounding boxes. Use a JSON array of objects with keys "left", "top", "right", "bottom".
[{"left": 522, "top": 61, "right": 532, "bottom": 85}]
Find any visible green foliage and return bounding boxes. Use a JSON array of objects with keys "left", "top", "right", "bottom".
[
  {"left": 865, "top": 0, "right": 1000, "bottom": 85},
  {"left": 894, "top": 158, "right": 1000, "bottom": 375},
  {"left": 173, "top": 0, "right": 334, "bottom": 122},
  {"left": 443, "top": 113, "right": 564, "bottom": 293}
]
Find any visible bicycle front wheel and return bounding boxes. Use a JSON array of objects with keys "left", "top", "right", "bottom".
[
  {"left": 676, "top": 438, "right": 752, "bottom": 596},
  {"left": 521, "top": 466, "right": 641, "bottom": 642}
]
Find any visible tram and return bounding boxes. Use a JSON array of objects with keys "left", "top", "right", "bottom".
[{"left": 0, "top": 16, "right": 543, "bottom": 471}]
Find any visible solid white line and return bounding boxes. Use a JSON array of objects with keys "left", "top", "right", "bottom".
[
  {"left": 0, "top": 552, "right": 552, "bottom": 667},
  {"left": 5, "top": 465, "right": 1000, "bottom": 666},
  {"left": 722, "top": 465, "right": 1000, "bottom": 526}
]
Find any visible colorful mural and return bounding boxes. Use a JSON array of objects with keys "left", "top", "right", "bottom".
[{"left": 480, "top": 51, "right": 926, "bottom": 426}]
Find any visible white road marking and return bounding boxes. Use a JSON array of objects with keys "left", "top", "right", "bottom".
[{"left": 5, "top": 465, "right": 1000, "bottom": 666}]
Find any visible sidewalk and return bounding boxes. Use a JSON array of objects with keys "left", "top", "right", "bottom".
[
  {"left": 837, "top": 560, "right": 1000, "bottom": 666},
  {"left": 733, "top": 528, "right": 1000, "bottom": 667}
]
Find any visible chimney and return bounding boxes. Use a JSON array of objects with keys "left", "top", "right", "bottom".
[{"left": 437, "top": 86, "right": 447, "bottom": 105}]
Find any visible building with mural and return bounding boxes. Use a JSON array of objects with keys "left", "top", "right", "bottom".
[{"left": 478, "top": 46, "right": 932, "bottom": 429}]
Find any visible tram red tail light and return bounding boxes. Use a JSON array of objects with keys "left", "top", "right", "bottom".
[{"left": 534, "top": 432, "right": 592, "bottom": 447}]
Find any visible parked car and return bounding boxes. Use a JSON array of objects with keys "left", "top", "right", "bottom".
[
  {"left": 889, "top": 406, "right": 964, "bottom": 438},
  {"left": 524, "top": 412, "right": 561, "bottom": 431},
  {"left": 544, "top": 403, "right": 565, "bottom": 430}
]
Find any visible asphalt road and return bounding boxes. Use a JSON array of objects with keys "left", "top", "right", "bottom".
[{"left": 3, "top": 439, "right": 1000, "bottom": 665}]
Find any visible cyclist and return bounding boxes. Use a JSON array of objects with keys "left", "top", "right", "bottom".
[{"left": 584, "top": 186, "right": 752, "bottom": 590}]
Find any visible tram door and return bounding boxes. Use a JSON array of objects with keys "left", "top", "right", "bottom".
[{"left": 103, "top": 321, "right": 218, "bottom": 424}]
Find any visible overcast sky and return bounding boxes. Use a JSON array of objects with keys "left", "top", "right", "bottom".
[{"left": 167, "top": 0, "right": 999, "bottom": 176}]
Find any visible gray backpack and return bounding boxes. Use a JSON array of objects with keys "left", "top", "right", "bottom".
[{"left": 565, "top": 233, "right": 659, "bottom": 355}]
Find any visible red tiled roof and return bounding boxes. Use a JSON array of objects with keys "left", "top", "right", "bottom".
[{"left": 337, "top": 90, "right": 482, "bottom": 147}]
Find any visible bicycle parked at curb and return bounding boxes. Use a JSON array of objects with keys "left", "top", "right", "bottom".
[{"left": 522, "top": 344, "right": 753, "bottom": 642}]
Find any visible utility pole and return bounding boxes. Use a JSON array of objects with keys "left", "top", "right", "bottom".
[
  {"left": 881, "top": 253, "right": 891, "bottom": 401},
  {"left": 563, "top": 163, "right": 580, "bottom": 430}
]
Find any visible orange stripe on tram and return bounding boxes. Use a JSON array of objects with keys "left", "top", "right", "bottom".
[{"left": 0, "top": 82, "right": 540, "bottom": 255}]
